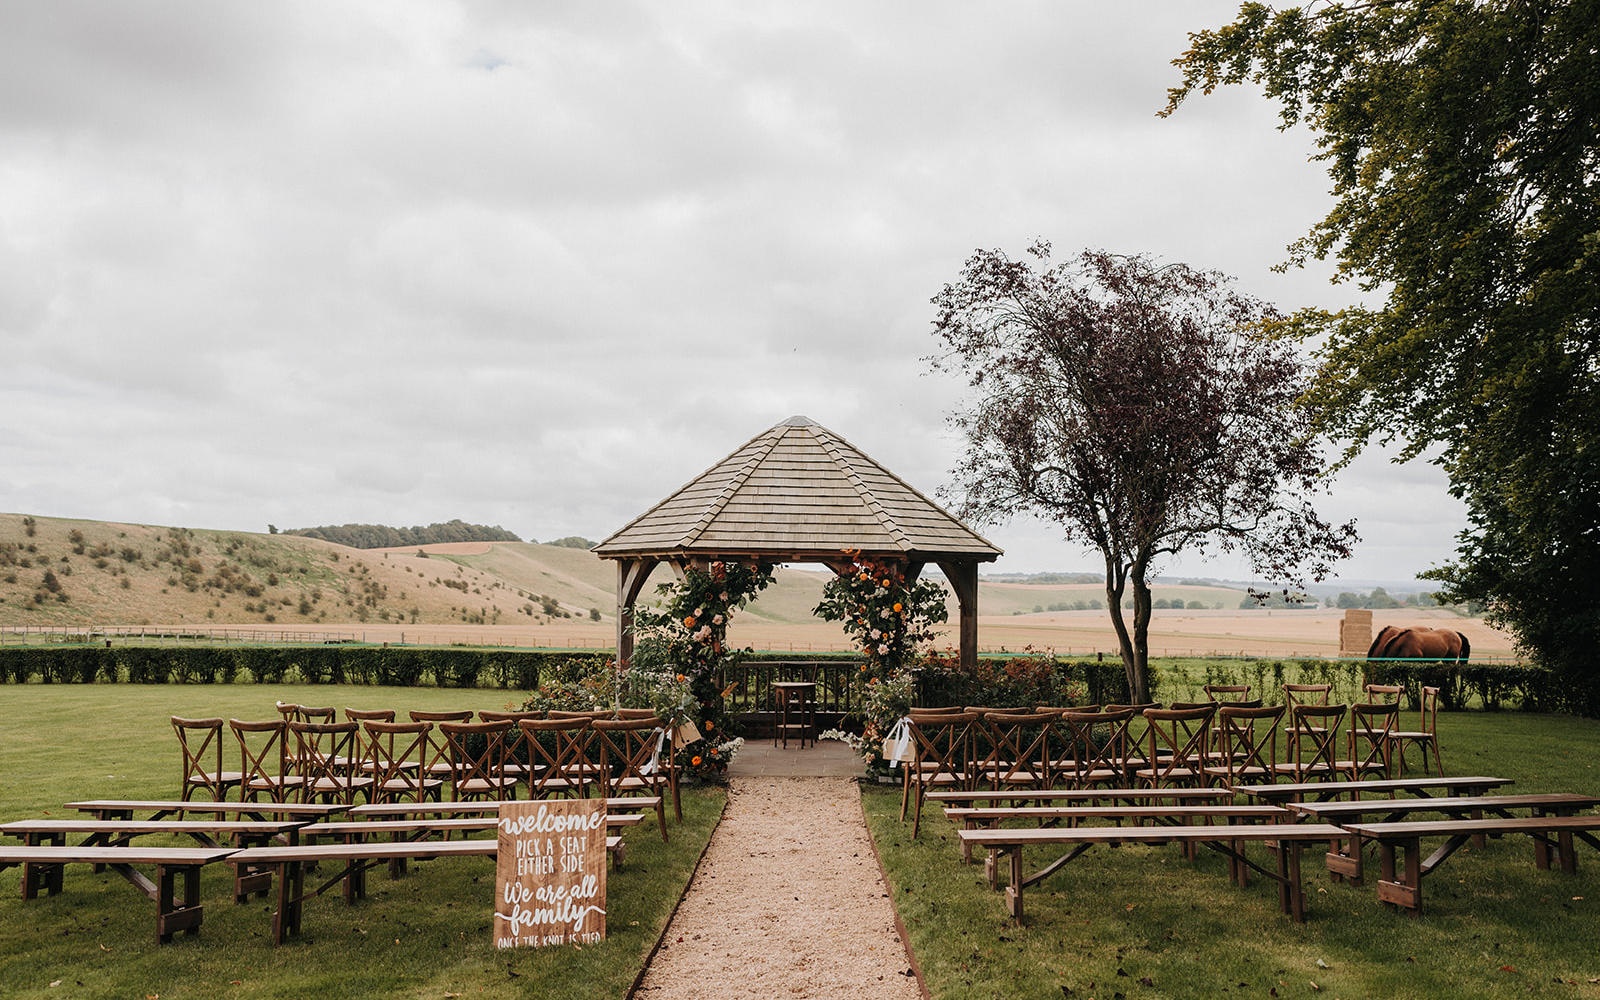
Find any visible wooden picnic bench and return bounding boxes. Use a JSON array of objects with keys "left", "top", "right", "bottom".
[
  {"left": 957, "top": 823, "right": 1347, "bottom": 922},
  {"left": 1340, "top": 815, "right": 1600, "bottom": 913},
  {"left": 1231, "top": 776, "right": 1513, "bottom": 806},
  {"left": 1282, "top": 793, "right": 1600, "bottom": 883},
  {"left": 943, "top": 803, "right": 1293, "bottom": 863},
  {"left": 229, "top": 836, "right": 623, "bottom": 944},
  {"left": 0, "top": 845, "right": 237, "bottom": 942},
  {"left": 1, "top": 818, "right": 309, "bottom": 902}
]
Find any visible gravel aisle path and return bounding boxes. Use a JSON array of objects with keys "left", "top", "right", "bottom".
[{"left": 634, "top": 776, "right": 920, "bottom": 1000}]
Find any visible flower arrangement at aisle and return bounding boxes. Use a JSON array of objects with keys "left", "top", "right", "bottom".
[
  {"left": 630, "top": 559, "right": 774, "bottom": 783},
  {"left": 814, "top": 550, "right": 948, "bottom": 772}
]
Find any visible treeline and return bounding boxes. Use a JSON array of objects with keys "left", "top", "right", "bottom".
[
  {"left": 983, "top": 571, "right": 1103, "bottom": 585},
  {"left": 281, "top": 520, "right": 521, "bottom": 549}
]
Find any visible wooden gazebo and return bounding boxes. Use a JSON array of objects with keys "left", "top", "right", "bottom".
[{"left": 594, "top": 415, "right": 1002, "bottom": 667}]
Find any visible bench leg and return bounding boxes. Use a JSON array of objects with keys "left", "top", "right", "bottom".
[
  {"left": 1375, "top": 838, "right": 1423, "bottom": 913},
  {"left": 271, "top": 861, "right": 303, "bottom": 945},
  {"left": 1003, "top": 848, "right": 1024, "bottom": 921},
  {"left": 155, "top": 865, "right": 205, "bottom": 943},
  {"left": 1274, "top": 841, "right": 1306, "bottom": 921}
]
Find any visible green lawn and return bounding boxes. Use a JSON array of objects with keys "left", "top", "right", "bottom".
[
  {"left": 0, "top": 685, "right": 724, "bottom": 1000},
  {"left": 865, "top": 711, "right": 1600, "bottom": 1000}
]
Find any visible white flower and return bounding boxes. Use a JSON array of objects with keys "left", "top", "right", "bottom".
[
  {"left": 719, "top": 592, "right": 729, "bottom": 601},
  {"left": 694, "top": 625, "right": 713, "bottom": 642},
  {"left": 877, "top": 643, "right": 889, "bottom": 655},
  {"left": 712, "top": 614, "right": 724, "bottom": 625},
  {"left": 869, "top": 628, "right": 881, "bottom": 640}
]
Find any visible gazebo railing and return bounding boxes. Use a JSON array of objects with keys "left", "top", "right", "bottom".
[{"left": 715, "top": 659, "right": 864, "bottom": 730}]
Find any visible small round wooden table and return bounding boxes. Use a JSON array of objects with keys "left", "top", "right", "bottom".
[{"left": 770, "top": 681, "right": 817, "bottom": 749}]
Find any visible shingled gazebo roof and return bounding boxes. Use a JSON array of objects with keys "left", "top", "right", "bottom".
[{"left": 593, "top": 415, "right": 1001, "bottom": 563}]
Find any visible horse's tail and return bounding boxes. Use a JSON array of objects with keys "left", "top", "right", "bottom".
[{"left": 1456, "top": 631, "right": 1470, "bottom": 664}]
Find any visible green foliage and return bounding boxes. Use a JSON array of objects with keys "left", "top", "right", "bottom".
[
  {"left": 913, "top": 651, "right": 1129, "bottom": 709},
  {"left": 0, "top": 645, "right": 556, "bottom": 690},
  {"left": 283, "top": 519, "right": 522, "bottom": 549},
  {"left": 1166, "top": 1, "right": 1600, "bottom": 712},
  {"left": 546, "top": 536, "right": 597, "bottom": 549}
]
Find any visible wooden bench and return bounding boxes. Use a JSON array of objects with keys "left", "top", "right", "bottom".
[
  {"left": 1282, "top": 793, "right": 1600, "bottom": 883},
  {"left": 305, "top": 815, "right": 642, "bottom": 877},
  {"left": 958, "top": 823, "right": 1346, "bottom": 922},
  {"left": 348, "top": 797, "right": 666, "bottom": 840},
  {"left": 1, "top": 819, "right": 309, "bottom": 902},
  {"left": 927, "top": 787, "right": 1234, "bottom": 808},
  {"left": 943, "top": 804, "right": 1293, "bottom": 863},
  {"left": 66, "top": 799, "right": 347, "bottom": 822},
  {"left": 0, "top": 845, "right": 236, "bottom": 942},
  {"left": 1340, "top": 815, "right": 1600, "bottom": 913},
  {"left": 1231, "top": 776, "right": 1513, "bottom": 807},
  {"left": 229, "top": 836, "right": 623, "bottom": 944}
]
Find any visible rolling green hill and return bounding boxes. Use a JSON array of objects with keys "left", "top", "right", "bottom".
[{"left": 0, "top": 512, "right": 1252, "bottom": 629}]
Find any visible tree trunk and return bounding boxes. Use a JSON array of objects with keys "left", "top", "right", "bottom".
[
  {"left": 1128, "top": 559, "right": 1153, "bottom": 704},
  {"left": 1103, "top": 559, "right": 1146, "bottom": 703}
]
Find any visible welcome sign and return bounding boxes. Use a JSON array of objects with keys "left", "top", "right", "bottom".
[{"left": 494, "top": 798, "right": 607, "bottom": 948}]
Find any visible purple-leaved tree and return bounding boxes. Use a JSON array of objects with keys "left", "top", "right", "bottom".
[{"left": 930, "top": 244, "right": 1356, "bottom": 702}]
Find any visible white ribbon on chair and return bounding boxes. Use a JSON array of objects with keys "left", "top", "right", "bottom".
[
  {"left": 641, "top": 726, "right": 670, "bottom": 776},
  {"left": 881, "top": 716, "right": 915, "bottom": 768}
]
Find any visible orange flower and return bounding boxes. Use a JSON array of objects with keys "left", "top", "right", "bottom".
[
  {"left": 893, "top": 602, "right": 903, "bottom": 612},
  {"left": 710, "top": 748, "right": 719, "bottom": 756},
  {"left": 683, "top": 616, "right": 696, "bottom": 628},
  {"left": 676, "top": 673, "right": 686, "bottom": 682},
  {"left": 692, "top": 755, "right": 703, "bottom": 766},
  {"left": 704, "top": 719, "right": 713, "bottom": 730}
]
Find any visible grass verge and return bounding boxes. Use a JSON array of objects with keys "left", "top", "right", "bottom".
[
  {"left": 864, "top": 711, "right": 1600, "bottom": 999},
  {"left": 0, "top": 685, "right": 725, "bottom": 1000}
]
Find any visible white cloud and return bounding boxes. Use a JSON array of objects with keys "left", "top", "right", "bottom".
[{"left": 0, "top": 1, "right": 1466, "bottom": 581}]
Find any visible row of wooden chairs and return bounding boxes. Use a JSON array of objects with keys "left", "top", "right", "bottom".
[
  {"left": 172, "top": 706, "right": 679, "bottom": 813},
  {"left": 897, "top": 685, "right": 1443, "bottom": 835}
]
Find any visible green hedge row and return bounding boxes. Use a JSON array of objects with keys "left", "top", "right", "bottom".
[
  {"left": 913, "top": 656, "right": 1135, "bottom": 709},
  {"left": 0, "top": 645, "right": 612, "bottom": 690}
]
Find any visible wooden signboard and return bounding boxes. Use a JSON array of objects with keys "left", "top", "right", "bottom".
[{"left": 494, "top": 798, "right": 607, "bottom": 949}]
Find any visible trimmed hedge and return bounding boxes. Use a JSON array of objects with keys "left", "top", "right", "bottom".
[
  {"left": 913, "top": 655, "right": 1135, "bottom": 709},
  {"left": 0, "top": 645, "right": 570, "bottom": 690}
]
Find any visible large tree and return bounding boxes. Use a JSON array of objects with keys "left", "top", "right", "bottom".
[
  {"left": 1164, "top": 1, "right": 1600, "bottom": 709},
  {"left": 930, "top": 245, "right": 1354, "bottom": 701}
]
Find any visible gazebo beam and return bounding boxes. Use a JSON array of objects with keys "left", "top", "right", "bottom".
[{"left": 938, "top": 559, "right": 979, "bottom": 670}]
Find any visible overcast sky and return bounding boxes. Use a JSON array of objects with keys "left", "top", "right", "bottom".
[{"left": 0, "top": 1, "right": 1464, "bottom": 586}]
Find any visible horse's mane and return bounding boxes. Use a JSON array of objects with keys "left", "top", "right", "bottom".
[{"left": 1367, "top": 625, "right": 1401, "bottom": 659}]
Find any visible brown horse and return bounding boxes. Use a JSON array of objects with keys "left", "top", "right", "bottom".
[{"left": 1367, "top": 625, "right": 1470, "bottom": 663}]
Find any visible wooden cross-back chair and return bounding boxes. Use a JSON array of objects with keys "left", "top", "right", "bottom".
[
  {"left": 1282, "top": 684, "right": 1333, "bottom": 758},
  {"left": 290, "top": 720, "right": 373, "bottom": 804},
  {"left": 1201, "top": 704, "right": 1283, "bottom": 786},
  {"left": 519, "top": 717, "right": 596, "bottom": 799},
  {"left": 966, "top": 707, "right": 1033, "bottom": 790},
  {"left": 297, "top": 705, "right": 336, "bottom": 723},
  {"left": 1363, "top": 683, "right": 1406, "bottom": 705},
  {"left": 976, "top": 711, "right": 1057, "bottom": 790},
  {"left": 1203, "top": 684, "right": 1252, "bottom": 703},
  {"left": 902, "top": 710, "right": 981, "bottom": 837},
  {"left": 1273, "top": 704, "right": 1347, "bottom": 782},
  {"left": 479, "top": 710, "right": 544, "bottom": 785},
  {"left": 274, "top": 701, "right": 301, "bottom": 722},
  {"left": 547, "top": 709, "right": 614, "bottom": 720},
  {"left": 592, "top": 717, "right": 671, "bottom": 840},
  {"left": 1104, "top": 702, "right": 1161, "bottom": 781},
  {"left": 231, "top": 719, "right": 304, "bottom": 803},
  {"left": 1338, "top": 702, "right": 1398, "bottom": 781},
  {"left": 1137, "top": 705, "right": 1215, "bottom": 787},
  {"left": 171, "top": 716, "right": 241, "bottom": 801},
  {"left": 1054, "top": 708, "right": 1135, "bottom": 788},
  {"left": 409, "top": 711, "right": 474, "bottom": 781},
  {"left": 344, "top": 708, "right": 395, "bottom": 724},
  {"left": 1391, "top": 685, "right": 1444, "bottom": 776},
  {"left": 438, "top": 720, "right": 517, "bottom": 802},
  {"left": 363, "top": 721, "right": 443, "bottom": 803}
]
